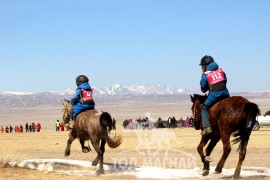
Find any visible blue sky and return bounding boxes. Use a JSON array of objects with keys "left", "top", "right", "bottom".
[{"left": 0, "top": 0, "right": 269, "bottom": 92}]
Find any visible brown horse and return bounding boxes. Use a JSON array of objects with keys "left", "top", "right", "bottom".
[
  {"left": 190, "top": 94, "right": 260, "bottom": 178},
  {"left": 62, "top": 99, "right": 122, "bottom": 175}
]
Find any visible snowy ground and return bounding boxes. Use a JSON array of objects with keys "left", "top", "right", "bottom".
[{"left": 9, "top": 159, "right": 270, "bottom": 179}]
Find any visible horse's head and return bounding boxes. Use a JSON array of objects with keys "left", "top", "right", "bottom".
[
  {"left": 62, "top": 99, "right": 73, "bottom": 124},
  {"left": 190, "top": 94, "right": 207, "bottom": 130}
]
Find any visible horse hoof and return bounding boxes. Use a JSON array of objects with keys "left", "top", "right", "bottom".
[
  {"left": 215, "top": 166, "right": 222, "bottom": 174},
  {"left": 202, "top": 170, "right": 209, "bottom": 176},
  {"left": 92, "top": 161, "right": 98, "bottom": 166},
  {"left": 96, "top": 169, "right": 104, "bottom": 176},
  {"left": 233, "top": 172, "right": 240, "bottom": 179},
  {"left": 64, "top": 150, "right": 70, "bottom": 157},
  {"left": 82, "top": 148, "right": 90, "bottom": 153}
]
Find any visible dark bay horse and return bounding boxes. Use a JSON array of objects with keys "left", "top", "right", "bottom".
[
  {"left": 62, "top": 99, "right": 122, "bottom": 175},
  {"left": 190, "top": 94, "right": 260, "bottom": 178}
]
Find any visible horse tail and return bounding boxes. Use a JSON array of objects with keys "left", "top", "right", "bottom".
[
  {"left": 100, "top": 112, "right": 113, "bottom": 129},
  {"left": 106, "top": 134, "right": 123, "bottom": 148},
  {"left": 232, "top": 102, "right": 260, "bottom": 151},
  {"left": 99, "top": 112, "right": 123, "bottom": 149}
]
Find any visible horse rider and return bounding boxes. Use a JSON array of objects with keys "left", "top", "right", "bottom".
[
  {"left": 67, "top": 75, "right": 95, "bottom": 129},
  {"left": 199, "top": 55, "right": 230, "bottom": 135}
]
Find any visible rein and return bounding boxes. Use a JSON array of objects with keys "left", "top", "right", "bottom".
[
  {"left": 63, "top": 103, "right": 72, "bottom": 122},
  {"left": 193, "top": 100, "right": 200, "bottom": 119}
]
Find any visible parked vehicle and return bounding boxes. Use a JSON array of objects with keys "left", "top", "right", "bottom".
[{"left": 253, "top": 109, "right": 270, "bottom": 131}]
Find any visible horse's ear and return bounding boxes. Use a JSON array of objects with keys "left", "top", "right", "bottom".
[
  {"left": 61, "top": 99, "right": 70, "bottom": 105},
  {"left": 190, "top": 94, "right": 194, "bottom": 102}
]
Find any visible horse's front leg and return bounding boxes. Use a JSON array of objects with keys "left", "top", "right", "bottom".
[
  {"left": 215, "top": 134, "right": 231, "bottom": 174},
  {"left": 205, "top": 135, "right": 220, "bottom": 159},
  {"left": 197, "top": 136, "right": 211, "bottom": 176},
  {"left": 65, "top": 131, "right": 76, "bottom": 156}
]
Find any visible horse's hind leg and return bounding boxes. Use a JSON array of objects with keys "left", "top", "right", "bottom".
[
  {"left": 215, "top": 134, "right": 231, "bottom": 174},
  {"left": 92, "top": 139, "right": 105, "bottom": 175},
  {"left": 233, "top": 139, "right": 248, "bottom": 178},
  {"left": 100, "top": 138, "right": 106, "bottom": 154},
  {"left": 92, "top": 139, "right": 106, "bottom": 166},
  {"left": 65, "top": 131, "right": 76, "bottom": 156}
]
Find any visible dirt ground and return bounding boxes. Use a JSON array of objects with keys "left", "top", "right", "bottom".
[
  {"left": 0, "top": 125, "right": 269, "bottom": 180},
  {"left": 0, "top": 96, "right": 270, "bottom": 179}
]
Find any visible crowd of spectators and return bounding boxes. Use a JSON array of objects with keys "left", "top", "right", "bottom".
[
  {"left": 123, "top": 116, "right": 194, "bottom": 130},
  {"left": 0, "top": 122, "right": 41, "bottom": 133},
  {"left": 55, "top": 120, "right": 66, "bottom": 132}
]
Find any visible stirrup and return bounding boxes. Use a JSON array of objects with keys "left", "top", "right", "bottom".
[
  {"left": 201, "top": 126, "right": 212, "bottom": 135},
  {"left": 67, "top": 120, "right": 74, "bottom": 129},
  {"left": 68, "top": 124, "right": 73, "bottom": 129}
]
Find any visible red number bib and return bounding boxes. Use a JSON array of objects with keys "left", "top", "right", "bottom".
[
  {"left": 81, "top": 89, "right": 93, "bottom": 102},
  {"left": 205, "top": 67, "right": 225, "bottom": 85}
]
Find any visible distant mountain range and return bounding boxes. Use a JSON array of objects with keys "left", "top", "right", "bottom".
[
  {"left": 0, "top": 84, "right": 198, "bottom": 107},
  {"left": 93, "top": 84, "right": 200, "bottom": 95},
  {"left": 1, "top": 84, "right": 200, "bottom": 96},
  {"left": 1, "top": 84, "right": 269, "bottom": 107}
]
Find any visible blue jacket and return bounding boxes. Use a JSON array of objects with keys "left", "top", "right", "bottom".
[
  {"left": 70, "top": 82, "right": 95, "bottom": 119},
  {"left": 200, "top": 61, "right": 230, "bottom": 106}
]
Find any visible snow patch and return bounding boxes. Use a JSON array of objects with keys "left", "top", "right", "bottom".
[{"left": 9, "top": 159, "right": 270, "bottom": 179}]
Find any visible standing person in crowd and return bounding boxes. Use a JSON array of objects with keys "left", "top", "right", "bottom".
[
  {"left": 112, "top": 118, "right": 116, "bottom": 130},
  {"left": 60, "top": 121, "right": 65, "bottom": 131},
  {"left": 179, "top": 117, "right": 184, "bottom": 128},
  {"left": 199, "top": 55, "right": 230, "bottom": 135},
  {"left": 31, "top": 123, "right": 36, "bottom": 132},
  {"left": 29, "top": 124, "right": 32, "bottom": 132},
  {"left": 1, "top": 126, "right": 4, "bottom": 133},
  {"left": 36, "top": 123, "right": 41, "bottom": 132},
  {"left": 10, "top": 125, "right": 13, "bottom": 133},
  {"left": 67, "top": 75, "right": 95, "bottom": 129},
  {"left": 56, "top": 120, "right": 60, "bottom": 131},
  {"left": 190, "top": 117, "right": 194, "bottom": 127},
  {"left": 185, "top": 117, "right": 190, "bottom": 128},
  {"left": 168, "top": 117, "right": 171, "bottom": 129},
  {"left": 5, "top": 126, "right": 9, "bottom": 133},
  {"left": 25, "top": 122, "right": 29, "bottom": 132},
  {"left": 15, "top": 126, "right": 20, "bottom": 133},
  {"left": 20, "top": 125, "right": 23, "bottom": 132}
]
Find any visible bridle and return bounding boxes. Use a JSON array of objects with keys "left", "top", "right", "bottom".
[
  {"left": 193, "top": 100, "right": 200, "bottom": 118},
  {"left": 62, "top": 102, "right": 72, "bottom": 123},
  {"left": 192, "top": 99, "right": 201, "bottom": 130}
]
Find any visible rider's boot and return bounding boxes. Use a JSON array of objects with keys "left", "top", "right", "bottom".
[
  {"left": 66, "top": 114, "right": 75, "bottom": 129},
  {"left": 68, "top": 120, "right": 74, "bottom": 129},
  {"left": 201, "top": 104, "right": 212, "bottom": 135}
]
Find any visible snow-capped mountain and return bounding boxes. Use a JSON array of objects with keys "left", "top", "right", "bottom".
[
  {"left": 49, "top": 88, "right": 74, "bottom": 95},
  {"left": 92, "top": 84, "right": 193, "bottom": 95},
  {"left": 1, "top": 84, "right": 270, "bottom": 107},
  {"left": 0, "top": 84, "right": 196, "bottom": 96},
  {"left": 0, "top": 84, "right": 199, "bottom": 107}
]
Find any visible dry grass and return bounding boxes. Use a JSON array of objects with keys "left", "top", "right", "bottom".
[
  {"left": 0, "top": 96, "right": 270, "bottom": 179},
  {"left": 0, "top": 125, "right": 270, "bottom": 179}
]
